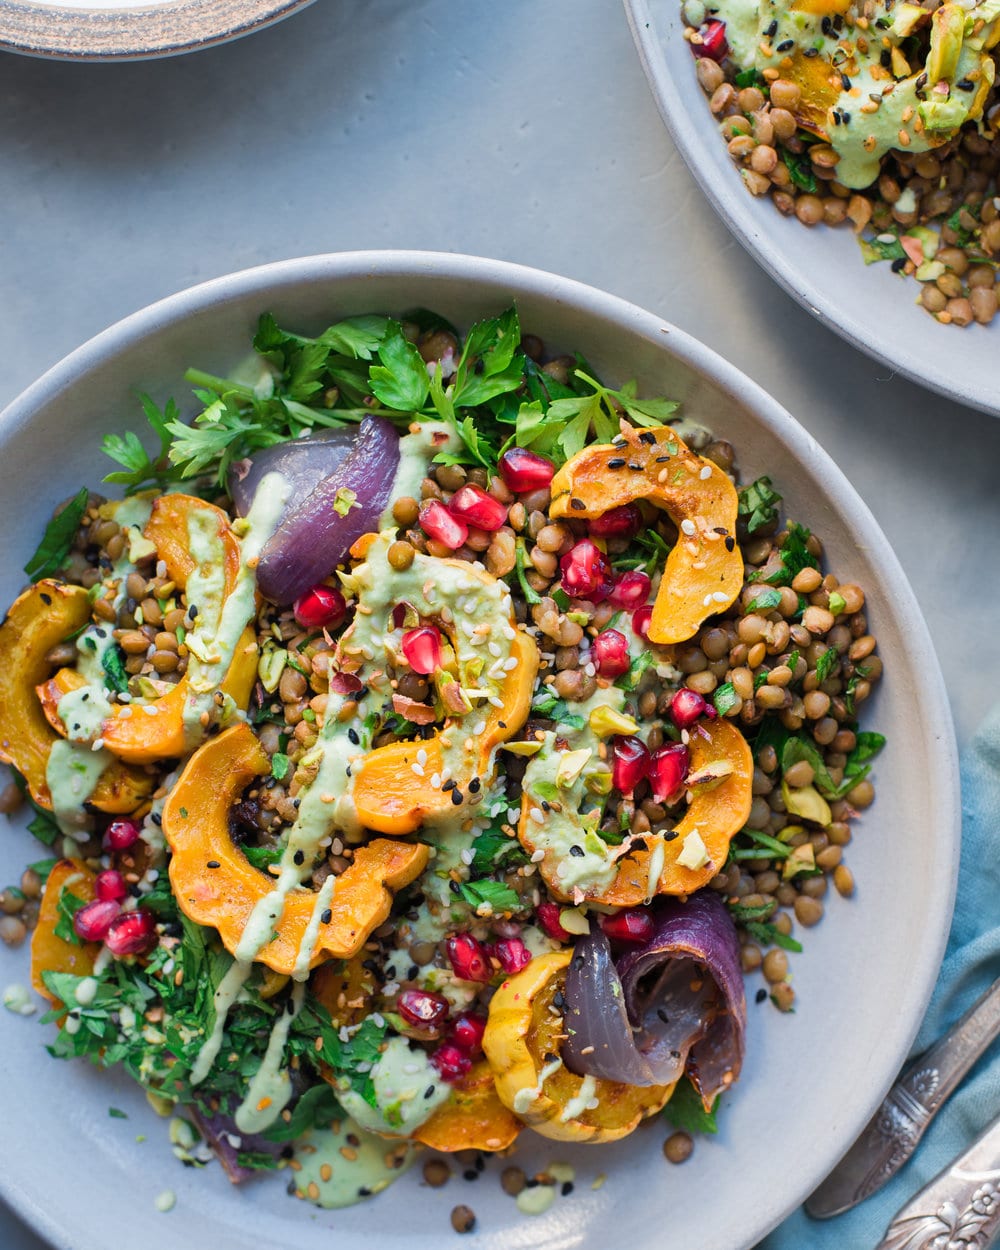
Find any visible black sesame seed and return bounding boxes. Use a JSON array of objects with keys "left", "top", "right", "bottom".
[
  {"left": 756, "top": 987, "right": 768, "bottom": 1004},
  {"left": 468, "top": 777, "right": 481, "bottom": 793},
  {"left": 628, "top": 462, "right": 644, "bottom": 471},
  {"left": 569, "top": 844, "right": 585, "bottom": 857},
  {"left": 776, "top": 38, "right": 794, "bottom": 50},
  {"left": 187, "top": 604, "right": 198, "bottom": 619},
  {"left": 891, "top": 257, "right": 906, "bottom": 273},
  {"left": 765, "top": 17, "right": 777, "bottom": 35},
  {"left": 449, "top": 879, "right": 462, "bottom": 894},
  {"left": 957, "top": 78, "right": 974, "bottom": 91},
  {"left": 425, "top": 1085, "right": 436, "bottom": 1099},
  {"left": 561, "top": 1181, "right": 575, "bottom": 1196},
  {"left": 607, "top": 457, "right": 627, "bottom": 469},
  {"left": 840, "top": 72, "right": 852, "bottom": 90},
  {"left": 321, "top": 908, "right": 332, "bottom": 924},
  {"left": 407, "top": 964, "right": 418, "bottom": 979},
  {"left": 358, "top": 1186, "right": 371, "bottom": 1197},
  {"left": 655, "top": 454, "right": 671, "bottom": 462},
  {"left": 570, "top": 498, "right": 586, "bottom": 511},
  {"left": 462, "top": 1170, "right": 479, "bottom": 1182},
  {"left": 638, "top": 431, "right": 657, "bottom": 445},
  {"left": 450, "top": 789, "right": 463, "bottom": 806},
  {"left": 293, "top": 849, "right": 305, "bottom": 865},
  {"left": 724, "top": 536, "right": 736, "bottom": 552},
  {"left": 803, "top": 45, "right": 819, "bottom": 56},
  {"left": 664, "top": 830, "right": 678, "bottom": 842},
  {"left": 207, "top": 860, "right": 220, "bottom": 869},
  {"left": 442, "top": 778, "right": 458, "bottom": 791},
  {"left": 821, "top": 15, "right": 832, "bottom": 32},
  {"left": 39, "top": 593, "right": 52, "bottom": 605},
  {"left": 348, "top": 728, "right": 360, "bottom": 745}
]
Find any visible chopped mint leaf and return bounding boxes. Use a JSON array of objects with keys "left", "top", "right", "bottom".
[
  {"left": 745, "top": 921, "right": 803, "bottom": 953},
  {"left": 102, "top": 644, "right": 130, "bottom": 696},
  {"left": 713, "top": 682, "right": 740, "bottom": 717},
  {"left": 109, "top": 1107, "right": 128, "bottom": 1119},
  {"left": 54, "top": 884, "right": 87, "bottom": 946},
  {"left": 102, "top": 396, "right": 179, "bottom": 492},
  {"left": 23, "top": 488, "right": 89, "bottom": 582},
  {"left": 814, "top": 647, "right": 839, "bottom": 684},
  {"left": 664, "top": 1080, "right": 719, "bottom": 1135},
  {"left": 459, "top": 880, "right": 521, "bottom": 912},
  {"left": 746, "top": 588, "right": 782, "bottom": 613},
  {"left": 270, "top": 752, "right": 291, "bottom": 781},
  {"left": 737, "top": 476, "right": 781, "bottom": 535}
]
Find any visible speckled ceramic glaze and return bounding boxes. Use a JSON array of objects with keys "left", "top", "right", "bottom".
[
  {"left": 0, "top": 252, "right": 959, "bottom": 1250},
  {"left": 0, "top": 0, "right": 315, "bottom": 61},
  {"left": 625, "top": 0, "right": 1000, "bottom": 420}
]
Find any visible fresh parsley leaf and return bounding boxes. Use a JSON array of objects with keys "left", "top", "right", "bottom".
[
  {"left": 745, "top": 921, "right": 803, "bottom": 953},
  {"left": 108, "top": 1107, "right": 128, "bottom": 1119},
  {"left": 236, "top": 1151, "right": 282, "bottom": 1171},
  {"left": 780, "top": 148, "right": 818, "bottom": 194},
  {"left": 54, "top": 884, "right": 87, "bottom": 946},
  {"left": 737, "top": 477, "right": 781, "bottom": 535},
  {"left": 102, "top": 644, "right": 130, "bottom": 696},
  {"left": 664, "top": 1080, "right": 719, "bottom": 1135},
  {"left": 727, "top": 899, "right": 779, "bottom": 922},
  {"left": 746, "top": 588, "right": 782, "bottom": 613},
  {"left": 814, "top": 647, "right": 840, "bottom": 684},
  {"left": 23, "top": 488, "right": 89, "bottom": 582},
  {"left": 728, "top": 828, "right": 791, "bottom": 862},
  {"left": 828, "top": 591, "right": 846, "bottom": 616},
  {"left": 468, "top": 828, "right": 528, "bottom": 876},
  {"left": 241, "top": 844, "right": 284, "bottom": 871},
  {"left": 735, "top": 67, "right": 766, "bottom": 89},
  {"left": 369, "top": 321, "right": 430, "bottom": 412},
  {"left": 102, "top": 395, "right": 179, "bottom": 492},
  {"left": 514, "top": 538, "right": 542, "bottom": 606},
  {"left": 859, "top": 231, "right": 907, "bottom": 265},
  {"left": 714, "top": 682, "right": 740, "bottom": 717},
  {"left": 271, "top": 752, "right": 291, "bottom": 781},
  {"left": 749, "top": 522, "right": 819, "bottom": 586},
  {"left": 459, "top": 880, "right": 521, "bottom": 912},
  {"left": 28, "top": 857, "right": 59, "bottom": 884},
  {"left": 262, "top": 1084, "right": 339, "bottom": 1142},
  {"left": 622, "top": 649, "right": 654, "bottom": 693}
]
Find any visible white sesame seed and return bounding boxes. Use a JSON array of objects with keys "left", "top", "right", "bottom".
[
  {"left": 142, "top": 704, "right": 159, "bottom": 715},
  {"left": 460, "top": 848, "right": 474, "bottom": 865},
  {"left": 430, "top": 773, "right": 441, "bottom": 789},
  {"left": 699, "top": 465, "right": 712, "bottom": 480},
  {"left": 488, "top": 694, "right": 504, "bottom": 707},
  {"left": 681, "top": 519, "right": 696, "bottom": 536},
  {"left": 702, "top": 593, "right": 713, "bottom": 607},
  {"left": 472, "top": 720, "right": 487, "bottom": 736},
  {"left": 530, "top": 807, "right": 545, "bottom": 824},
  {"left": 411, "top": 763, "right": 425, "bottom": 777},
  {"left": 416, "top": 748, "right": 428, "bottom": 766},
  {"left": 508, "top": 808, "right": 520, "bottom": 824},
  {"left": 530, "top": 848, "right": 545, "bottom": 862},
  {"left": 712, "top": 591, "right": 729, "bottom": 603},
  {"left": 502, "top": 656, "right": 518, "bottom": 671},
  {"left": 91, "top": 738, "right": 105, "bottom": 752},
  {"left": 488, "top": 641, "right": 502, "bottom": 658}
]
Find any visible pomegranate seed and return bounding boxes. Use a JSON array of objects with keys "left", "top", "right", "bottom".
[
  {"left": 632, "top": 605, "right": 653, "bottom": 639},
  {"left": 498, "top": 447, "right": 555, "bottom": 493},
  {"left": 450, "top": 1013, "right": 487, "bottom": 1054},
  {"left": 105, "top": 909, "right": 157, "bottom": 958},
  {"left": 103, "top": 819, "right": 140, "bottom": 852},
  {"left": 650, "top": 743, "right": 691, "bottom": 802},
  {"left": 560, "top": 540, "right": 612, "bottom": 601},
  {"left": 446, "top": 933, "right": 492, "bottom": 982},
  {"left": 431, "top": 1042, "right": 472, "bottom": 1084},
  {"left": 419, "top": 499, "right": 468, "bottom": 550},
  {"left": 698, "top": 18, "right": 728, "bottom": 61},
  {"left": 589, "top": 504, "right": 642, "bottom": 539},
  {"left": 401, "top": 626, "right": 443, "bottom": 675},
  {"left": 600, "top": 907, "right": 655, "bottom": 944},
  {"left": 397, "top": 988, "right": 450, "bottom": 1028},
  {"left": 610, "top": 570, "right": 652, "bottom": 609},
  {"left": 293, "top": 584, "right": 346, "bottom": 631},
  {"left": 536, "top": 902, "right": 571, "bottom": 941},
  {"left": 591, "top": 629, "right": 630, "bottom": 678},
  {"left": 94, "top": 869, "right": 128, "bottom": 903},
  {"left": 668, "top": 688, "right": 716, "bottom": 730},
  {"left": 447, "top": 484, "right": 508, "bottom": 532},
  {"left": 72, "top": 899, "right": 120, "bottom": 943},
  {"left": 612, "top": 736, "right": 650, "bottom": 796},
  {"left": 494, "top": 937, "right": 531, "bottom": 974}
]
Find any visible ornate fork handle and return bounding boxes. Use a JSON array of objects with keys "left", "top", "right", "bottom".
[
  {"left": 876, "top": 1112, "right": 1000, "bottom": 1250},
  {"left": 808, "top": 976, "right": 1000, "bottom": 1217}
]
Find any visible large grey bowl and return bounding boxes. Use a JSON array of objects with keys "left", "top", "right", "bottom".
[
  {"left": 0, "top": 251, "right": 958, "bottom": 1250},
  {"left": 625, "top": 0, "right": 1000, "bottom": 420}
]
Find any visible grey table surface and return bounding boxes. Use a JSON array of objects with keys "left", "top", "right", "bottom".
[{"left": 0, "top": 0, "right": 997, "bottom": 1245}]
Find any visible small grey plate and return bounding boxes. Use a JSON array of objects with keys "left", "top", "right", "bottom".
[
  {"left": 0, "top": 0, "right": 315, "bottom": 61},
  {"left": 0, "top": 252, "right": 959, "bottom": 1250},
  {"left": 624, "top": 0, "right": 1000, "bottom": 420}
]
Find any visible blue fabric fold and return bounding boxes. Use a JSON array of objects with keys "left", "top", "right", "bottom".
[{"left": 760, "top": 704, "right": 1000, "bottom": 1249}]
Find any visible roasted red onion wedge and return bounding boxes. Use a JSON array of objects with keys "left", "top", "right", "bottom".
[
  {"left": 189, "top": 1106, "right": 286, "bottom": 1184},
  {"left": 231, "top": 417, "right": 400, "bottom": 605},
  {"left": 563, "top": 892, "right": 745, "bottom": 1104},
  {"left": 228, "top": 429, "right": 355, "bottom": 516}
]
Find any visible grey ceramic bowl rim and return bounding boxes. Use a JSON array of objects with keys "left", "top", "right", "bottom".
[
  {"left": 0, "top": 250, "right": 960, "bottom": 1248},
  {"left": 0, "top": 0, "right": 315, "bottom": 62},
  {"left": 623, "top": 0, "right": 1000, "bottom": 421}
]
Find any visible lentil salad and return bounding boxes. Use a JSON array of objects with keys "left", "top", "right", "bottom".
[
  {"left": 0, "top": 306, "right": 884, "bottom": 1219},
  {"left": 683, "top": 0, "right": 1000, "bottom": 326}
]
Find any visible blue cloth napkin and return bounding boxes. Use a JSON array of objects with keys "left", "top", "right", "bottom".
[{"left": 760, "top": 704, "right": 1000, "bottom": 1249}]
